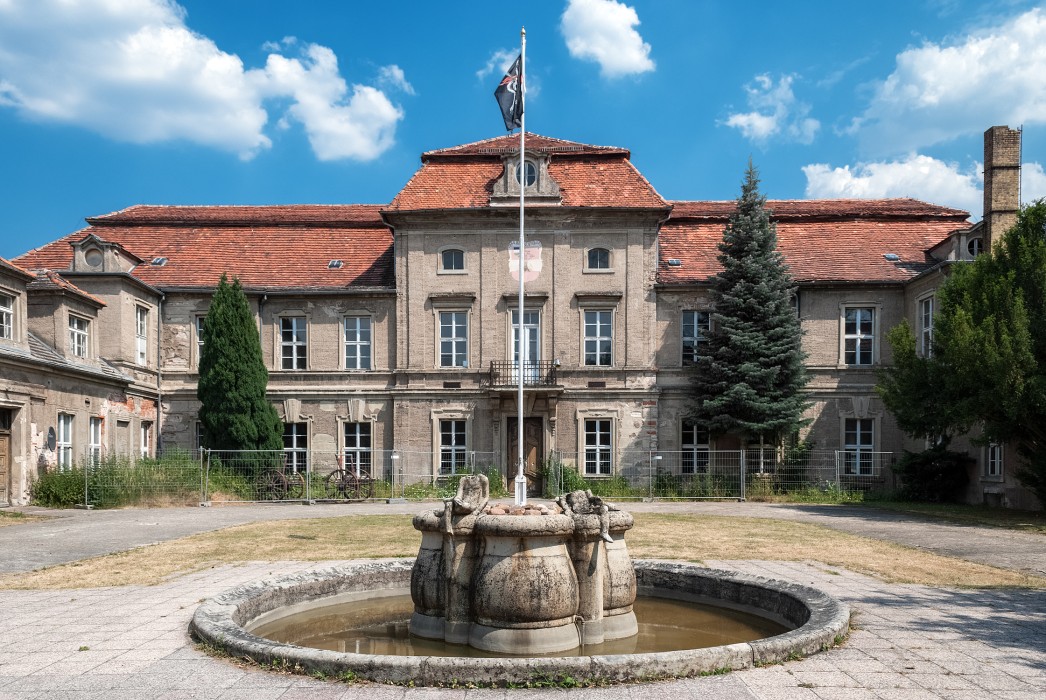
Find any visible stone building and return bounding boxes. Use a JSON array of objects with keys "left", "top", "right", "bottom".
[{"left": 3, "top": 126, "right": 1036, "bottom": 509}]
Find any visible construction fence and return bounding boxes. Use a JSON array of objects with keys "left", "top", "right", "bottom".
[{"left": 61, "top": 447, "right": 893, "bottom": 507}]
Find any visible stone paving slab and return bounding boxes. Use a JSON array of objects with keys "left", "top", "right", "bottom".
[{"left": 0, "top": 560, "right": 1042, "bottom": 698}]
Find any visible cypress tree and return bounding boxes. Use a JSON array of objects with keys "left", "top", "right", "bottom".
[
  {"left": 197, "top": 274, "right": 283, "bottom": 459},
  {"left": 688, "top": 162, "right": 808, "bottom": 446}
]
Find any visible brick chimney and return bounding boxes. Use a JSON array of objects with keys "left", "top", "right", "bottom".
[{"left": 983, "top": 125, "right": 1021, "bottom": 250}]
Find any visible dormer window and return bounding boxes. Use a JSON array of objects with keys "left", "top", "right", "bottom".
[
  {"left": 515, "top": 160, "right": 537, "bottom": 187},
  {"left": 967, "top": 237, "right": 983, "bottom": 257},
  {"left": 84, "top": 248, "right": 103, "bottom": 268}
]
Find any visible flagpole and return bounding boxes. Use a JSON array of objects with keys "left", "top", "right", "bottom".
[{"left": 514, "top": 26, "right": 527, "bottom": 507}]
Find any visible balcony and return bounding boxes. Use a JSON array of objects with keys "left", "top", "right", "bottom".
[{"left": 488, "top": 361, "right": 558, "bottom": 388}]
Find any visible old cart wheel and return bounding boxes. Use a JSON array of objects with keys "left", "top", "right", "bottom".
[
  {"left": 352, "top": 471, "right": 374, "bottom": 501},
  {"left": 258, "top": 470, "right": 288, "bottom": 501},
  {"left": 325, "top": 469, "right": 357, "bottom": 500},
  {"left": 286, "top": 472, "right": 305, "bottom": 499}
]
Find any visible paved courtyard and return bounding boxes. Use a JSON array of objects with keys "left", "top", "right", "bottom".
[{"left": 0, "top": 503, "right": 1044, "bottom": 698}]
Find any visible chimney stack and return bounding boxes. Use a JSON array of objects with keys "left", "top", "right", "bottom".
[{"left": 983, "top": 125, "right": 1021, "bottom": 250}]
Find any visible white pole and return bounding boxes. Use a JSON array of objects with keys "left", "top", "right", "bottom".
[{"left": 514, "top": 26, "right": 528, "bottom": 507}]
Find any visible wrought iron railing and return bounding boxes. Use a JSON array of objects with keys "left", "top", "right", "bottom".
[{"left": 488, "top": 361, "right": 558, "bottom": 387}]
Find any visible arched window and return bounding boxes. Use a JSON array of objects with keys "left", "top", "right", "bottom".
[
  {"left": 967, "top": 237, "right": 983, "bottom": 257},
  {"left": 441, "top": 248, "right": 465, "bottom": 271},
  {"left": 587, "top": 247, "right": 610, "bottom": 270},
  {"left": 515, "top": 160, "right": 536, "bottom": 187}
]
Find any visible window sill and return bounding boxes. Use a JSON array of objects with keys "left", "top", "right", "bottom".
[
  {"left": 437, "top": 270, "right": 468, "bottom": 275},
  {"left": 582, "top": 268, "right": 615, "bottom": 274}
]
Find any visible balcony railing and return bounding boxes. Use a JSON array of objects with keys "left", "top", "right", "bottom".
[{"left": 488, "top": 361, "right": 558, "bottom": 388}]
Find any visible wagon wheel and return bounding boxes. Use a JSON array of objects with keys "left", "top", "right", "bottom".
[
  {"left": 258, "top": 469, "right": 288, "bottom": 501},
  {"left": 325, "top": 469, "right": 358, "bottom": 500},
  {"left": 352, "top": 470, "right": 374, "bottom": 501},
  {"left": 286, "top": 472, "right": 306, "bottom": 500}
]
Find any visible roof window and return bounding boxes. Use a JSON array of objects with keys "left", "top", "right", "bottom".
[
  {"left": 667, "top": 259, "right": 682, "bottom": 266},
  {"left": 882, "top": 253, "right": 900, "bottom": 262},
  {"left": 150, "top": 257, "right": 168, "bottom": 266},
  {"left": 328, "top": 260, "right": 344, "bottom": 269}
]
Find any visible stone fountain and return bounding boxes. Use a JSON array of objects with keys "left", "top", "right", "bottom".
[{"left": 409, "top": 475, "right": 638, "bottom": 654}]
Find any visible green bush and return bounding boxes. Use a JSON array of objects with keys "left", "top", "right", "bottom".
[
  {"left": 541, "top": 455, "right": 589, "bottom": 497},
  {"left": 30, "top": 467, "right": 86, "bottom": 507},
  {"left": 892, "top": 447, "right": 972, "bottom": 503}
]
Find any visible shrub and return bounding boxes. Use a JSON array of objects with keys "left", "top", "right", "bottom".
[
  {"left": 30, "top": 467, "right": 85, "bottom": 507},
  {"left": 892, "top": 447, "right": 972, "bottom": 503}
]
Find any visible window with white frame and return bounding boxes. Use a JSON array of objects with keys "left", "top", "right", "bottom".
[
  {"left": 343, "top": 422, "right": 372, "bottom": 475},
  {"left": 681, "top": 421, "right": 710, "bottom": 474},
  {"left": 919, "top": 296, "right": 934, "bottom": 357},
  {"left": 439, "top": 419, "right": 467, "bottom": 475},
  {"left": 843, "top": 418, "right": 874, "bottom": 475},
  {"left": 283, "top": 422, "right": 307, "bottom": 474},
  {"left": 440, "top": 249, "right": 465, "bottom": 272},
  {"left": 584, "top": 418, "right": 612, "bottom": 476},
  {"left": 280, "top": 317, "right": 307, "bottom": 370},
  {"left": 344, "top": 316, "right": 372, "bottom": 370},
  {"left": 985, "top": 443, "right": 1003, "bottom": 478},
  {"left": 140, "top": 421, "right": 152, "bottom": 459},
  {"left": 195, "top": 316, "right": 206, "bottom": 365},
  {"left": 0, "top": 292, "right": 12, "bottom": 340},
  {"left": 57, "top": 413, "right": 74, "bottom": 471},
  {"left": 88, "top": 417, "right": 102, "bottom": 466},
  {"left": 69, "top": 315, "right": 89, "bottom": 358},
  {"left": 586, "top": 248, "right": 610, "bottom": 270},
  {"left": 135, "top": 306, "right": 148, "bottom": 365},
  {"left": 681, "top": 310, "right": 711, "bottom": 366},
  {"left": 439, "top": 311, "right": 468, "bottom": 367},
  {"left": 843, "top": 307, "right": 874, "bottom": 366},
  {"left": 583, "top": 309, "right": 613, "bottom": 366}
]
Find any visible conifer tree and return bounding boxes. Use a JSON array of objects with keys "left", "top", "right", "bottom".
[
  {"left": 688, "top": 162, "right": 808, "bottom": 446},
  {"left": 197, "top": 274, "right": 283, "bottom": 460},
  {"left": 879, "top": 201, "right": 1046, "bottom": 506}
]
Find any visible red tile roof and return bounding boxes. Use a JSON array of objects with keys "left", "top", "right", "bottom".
[
  {"left": 659, "top": 199, "right": 970, "bottom": 285},
  {"left": 27, "top": 270, "right": 106, "bottom": 306},
  {"left": 0, "top": 256, "right": 35, "bottom": 282},
  {"left": 387, "top": 132, "right": 666, "bottom": 211},
  {"left": 15, "top": 205, "right": 393, "bottom": 292}
]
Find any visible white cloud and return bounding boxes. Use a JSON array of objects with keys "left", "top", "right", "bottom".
[
  {"left": 856, "top": 8, "right": 1046, "bottom": 154},
  {"left": 476, "top": 49, "right": 518, "bottom": 80},
  {"left": 0, "top": 0, "right": 403, "bottom": 161},
  {"left": 378, "top": 64, "right": 415, "bottom": 95},
  {"left": 560, "top": 0, "right": 655, "bottom": 78},
  {"left": 803, "top": 154, "right": 983, "bottom": 215},
  {"left": 724, "top": 74, "right": 820, "bottom": 145},
  {"left": 1021, "top": 162, "right": 1046, "bottom": 204}
]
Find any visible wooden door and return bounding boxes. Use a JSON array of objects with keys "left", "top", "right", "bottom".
[{"left": 507, "top": 417, "right": 543, "bottom": 497}]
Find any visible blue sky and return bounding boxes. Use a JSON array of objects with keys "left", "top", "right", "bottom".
[{"left": 1, "top": 0, "right": 1044, "bottom": 260}]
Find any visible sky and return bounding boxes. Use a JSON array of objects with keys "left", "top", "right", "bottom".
[{"left": 1, "top": 0, "right": 1045, "bottom": 260}]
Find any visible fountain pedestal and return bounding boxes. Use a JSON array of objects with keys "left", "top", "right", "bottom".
[{"left": 409, "top": 476, "right": 637, "bottom": 654}]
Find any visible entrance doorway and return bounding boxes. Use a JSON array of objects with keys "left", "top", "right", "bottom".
[{"left": 506, "top": 417, "right": 543, "bottom": 497}]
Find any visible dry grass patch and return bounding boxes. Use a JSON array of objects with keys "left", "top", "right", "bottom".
[
  {"left": 0, "top": 511, "right": 42, "bottom": 528},
  {"left": 1, "top": 513, "right": 1042, "bottom": 590},
  {"left": 628, "top": 514, "right": 1045, "bottom": 588}
]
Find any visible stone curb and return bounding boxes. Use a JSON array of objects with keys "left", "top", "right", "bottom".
[{"left": 189, "top": 558, "right": 850, "bottom": 686}]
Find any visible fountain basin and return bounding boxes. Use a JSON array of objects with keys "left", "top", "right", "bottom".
[{"left": 189, "top": 559, "right": 850, "bottom": 686}]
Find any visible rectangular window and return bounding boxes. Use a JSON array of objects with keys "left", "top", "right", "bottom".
[
  {"left": 439, "top": 419, "right": 467, "bottom": 475},
  {"left": 140, "top": 421, "right": 152, "bottom": 459},
  {"left": 584, "top": 418, "right": 612, "bottom": 476},
  {"left": 919, "top": 297, "right": 934, "bottom": 357},
  {"left": 57, "top": 413, "right": 74, "bottom": 471},
  {"left": 512, "top": 309, "right": 541, "bottom": 382},
  {"left": 69, "top": 315, "right": 89, "bottom": 358},
  {"left": 985, "top": 443, "right": 1003, "bottom": 478},
  {"left": 343, "top": 422, "right": 372, "bottom": 475},
  {"left": 0, "top": 292, "right": 12, "bottom": 340},
  {"left": 584, "top": 310, "right": 613, "bottom": 366},
  {"left": 844, "top": 308, "right": 874, "bottom": 366},
  {"left": 280, "top": 317, "right": 307, "bottom": 370},
  {"left": 681, "top": 421, "right": 710, "bottom": 474},
  {"left": 195, "top": 316, "right": 206, "bottom": 364},
  {"left": 88, "top": 417, "right": 102, "bottom": 466},
  {"left": 194, "top": 421, "right": 205, "bottom": 453},
  {"left": 344, "top": 316, "right": 372, "bottom": 370},
  {"left": 439, "top": 311, "right": 468, "bottom": 367},
  {"left": 283, "top": 422, "right": 307, "bottom": 474},
  {"left": 843, "top": 418, "right": 874, "bottom": 475},
  {"left": 135, "top": 306, "right": 148, "bottom": 365},
  {"left": 681, "top": 310, "right": 711, "bottom": 366}
]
